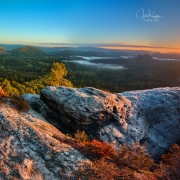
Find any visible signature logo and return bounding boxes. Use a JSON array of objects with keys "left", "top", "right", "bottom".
[{"left": 136, "top": 8, "right": 163, "bottom": 21}]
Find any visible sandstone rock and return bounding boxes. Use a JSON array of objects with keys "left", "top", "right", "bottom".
[
  {"left": 121, "top": 87, "right": 180, "bottom": 157},
  {"left": 23, "top": 94, "right": 69, "bottom": 134},
  {"left": 40, "top": 86, "right": 131, "bottom": 139},
  {"left": 0, "top": 103, "right": 90, "bottom": 179},
  {"left": 40, "top": 86, "right": 180, "bottom": 158}
]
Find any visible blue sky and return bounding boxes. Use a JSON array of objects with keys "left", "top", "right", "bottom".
[{"left": 0, "top": 0, "right": 180, "bottom": 52}]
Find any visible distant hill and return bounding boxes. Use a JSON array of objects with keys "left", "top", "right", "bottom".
[
  {"left": 0, "top": 44, "right": 23, "bottom": 50},
  {"left": 10, "top": 46, "right": 47, "bottom": 57},
  {"left": 54, "top": 50, "right": 108, "bottom": 57},
  {"left": 52, "top": 48, "right": 130, "bottom": 57},
  {"left": 152, "top": 52, "right": 180, "bottom": 60},
  {"left": 55, "top": 50, "right": 77, "bottom": 57},
  {"left": 134, "top": 54, "right": 153, "bottom": 61}
]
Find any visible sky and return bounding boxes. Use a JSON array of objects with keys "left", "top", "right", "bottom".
[{"left": 0, "top": 0, "right": 180, "bottom": 53}]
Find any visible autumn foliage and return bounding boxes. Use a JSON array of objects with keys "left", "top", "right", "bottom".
[
  {"left": 0, "top": 86, "right": 7, "bottom": 97},
  {"left": 74, "top": 130, "right": 89, "bottom": 142},
  {"left": 84, "top": 140, "right": 116, "bottom": 159},
  {"left": 54, "top": 130, "right": 180, "bottom": 179},
  {"left": 156, "top": 144, "right": 180, "bottom": 179},
  {"left": 54, "top": 131, "right": 158, "bottom": 179}
]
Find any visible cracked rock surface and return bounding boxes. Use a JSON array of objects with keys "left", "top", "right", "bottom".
[{"left": 40, "top": 86, "right": 180, "bottom": 158}]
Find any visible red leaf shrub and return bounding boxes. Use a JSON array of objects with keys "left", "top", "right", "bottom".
[
  {"left": 156, "top": 144, "right": 180, "bottom": 179},
  {"left": 84, "top": 140, "right": 116, "bottom": 159},
  {"left": 115, "top": 143, "right": 154, "bottom": 171}
]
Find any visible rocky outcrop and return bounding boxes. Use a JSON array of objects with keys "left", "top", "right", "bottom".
[
  {"left": 40, "top": 86, "right": 131, "bottom": 139},
  {"left": 121, "top": 87, "right": 180, "bottom": 157},
  {"left": 40, "top": 86, "right": 180, "bottom": 158},
  {"left": 0, "top": 103, "right": 90, "bottom": 179},
  {"left": 23, "top": 94, "right": 68, "bottom": 134}
]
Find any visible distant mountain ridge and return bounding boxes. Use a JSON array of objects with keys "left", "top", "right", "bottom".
[
  {"left": 135, "top": 54, "right": 153, "bottom": 61},
  {"left": 1, "top": 44, "right": 180, "bottom": 59},
  {"left": 54, "top": 50, "right": 109, "bottom": 57},
  {"left": 152, "top": 52, "right": 180, "bottom": 60},
  {"left": 0, "top": 44, "right": 23, "bottom": 50},
  {"left": 10, "top": 46, "right": 47, "bottom": 57}
]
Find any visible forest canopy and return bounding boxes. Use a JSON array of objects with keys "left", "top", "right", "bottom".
[
  {"left": 0, "top": 62, "right": 73, "bottom": 95},
  {"left": 0, "top": 49, "right": 180, "bottom": 95}
]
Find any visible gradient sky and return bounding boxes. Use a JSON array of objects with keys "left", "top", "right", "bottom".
[{"left": 0, "top": 0, "right": 180, "bottom": 52}]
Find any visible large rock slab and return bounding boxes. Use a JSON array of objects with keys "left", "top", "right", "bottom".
[
  {"left": 40, "top": 86, "right": 131, "bottom": 139},
  {"left": 0, "top": 103, "right": 90, "bottom": 179},
  {"left": 40, "top": 86, "right": 180, "bottom": 158},
  {"left": 121, "top": 87, "right": 180, "bottom": 157}
]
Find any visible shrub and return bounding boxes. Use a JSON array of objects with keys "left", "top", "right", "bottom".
[
  {"left": 75, "top": 158, "right": 157, "bottom": 180},
  {"left": 115, "top": 143, "right": 154, "bottom": 171},
  {"left": 10, "top": 94, "right": 30, "bottom": 111},
  {"left": 53, "top": 135, "right": 156, "bottom": 179},
  {"left": 75, "top": 159, "right": 134, "bottom": 180},
  {"left": 156, "top": 144, "right": 180, "bottom": 179},
  {"left": 84, "top": 141, "right": 154, "bottom": 171},
  {"left": 74, "top": 130, "right": 89, "bottom": 142},
  {"left": 84, "top": 140, "right": 116, "bottom": 160}
]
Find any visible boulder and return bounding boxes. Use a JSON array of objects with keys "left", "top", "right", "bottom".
[
  {"left": 40, "top": 86, "right": 180, "bottom": 158},
  {"left": 121, "top": 87, "right": 180, "bottom": 157},
  {"left": 0, "top": 103, "right": 90, "bottom": 179},
  {"left": 40, "top": 86, "right": 131, "bottom": 139}
]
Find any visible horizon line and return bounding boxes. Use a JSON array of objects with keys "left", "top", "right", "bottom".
[{"left": 1, "top": 42, "right": 180, "bottom": 53}]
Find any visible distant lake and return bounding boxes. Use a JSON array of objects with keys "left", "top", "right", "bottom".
[{"left": 68, "top": 60, "right": 126, "bottom": 70}]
